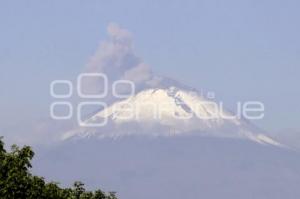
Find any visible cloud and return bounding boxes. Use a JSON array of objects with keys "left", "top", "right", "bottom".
[
  {"left": 81, "top": 22, "right": 192, "bottom": 101},
  {"left": 83, "top": 23, "right": 153, "bottom": 98}
]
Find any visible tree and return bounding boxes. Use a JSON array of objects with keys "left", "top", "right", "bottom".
[{"left": 0, "top": 137, "right": 117, "bottom": 199}]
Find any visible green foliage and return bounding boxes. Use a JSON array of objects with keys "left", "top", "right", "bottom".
[{"left": 0, "top": 137, "right": 117, "bottom": 199}]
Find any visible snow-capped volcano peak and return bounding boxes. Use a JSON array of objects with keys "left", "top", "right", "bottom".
[
  {"left": 96, "top": 87, "right": 240, "bottom": 128},
  {"left": 62, "top": 87, "right": 281, "bottom": 147}
]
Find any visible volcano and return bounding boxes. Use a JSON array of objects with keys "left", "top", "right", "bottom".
[{"left": 62, "top": 86, "right": 280, "bottom": 147}]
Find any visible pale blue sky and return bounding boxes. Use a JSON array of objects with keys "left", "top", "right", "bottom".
[{"left": 0, "top": 0, "right": 299, "bottom": 139}]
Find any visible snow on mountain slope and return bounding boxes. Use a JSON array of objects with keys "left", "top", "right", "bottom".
[{"left": 62, "top": 87, "right": 281, "bottom": 146}]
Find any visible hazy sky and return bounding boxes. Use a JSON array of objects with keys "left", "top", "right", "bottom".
[{"left": 0, "top": 0, "right": 299, "bottom": 141}]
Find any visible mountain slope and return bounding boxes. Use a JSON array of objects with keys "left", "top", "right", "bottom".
[{"left": 62, "top": 87, "right": 280, "bottom": 146}]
